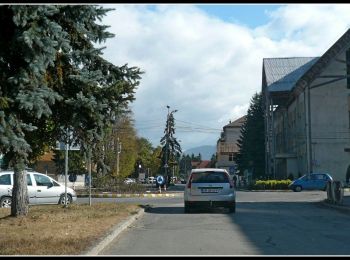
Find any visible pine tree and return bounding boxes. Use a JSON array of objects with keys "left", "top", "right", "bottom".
[
  {"left": 209, "top": 153, "right": 217, "bottom": 168},
  {"left": 159, "top": 109, "right": 181, "bottom": 187},
  {"left": 0, "top": 5, "right": 142, "bottom": 216},
  {"left": 235, "top": 92, "right": 265, "bottom": 179}
]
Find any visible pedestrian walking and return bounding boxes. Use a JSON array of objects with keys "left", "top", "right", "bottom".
[{"left": 232, "top": 174, "right": 238, "bottom": 188}]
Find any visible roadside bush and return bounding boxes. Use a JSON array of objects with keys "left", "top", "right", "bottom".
[
  {"left": 252, "top": 179, "right": 292, "bottom": 190},
  {"left": 89, "top": 175, "right": 147, "bottom": 193}
]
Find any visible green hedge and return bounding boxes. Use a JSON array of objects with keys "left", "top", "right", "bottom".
[{"left": 251, "top": 179, "right": 292, "bottom": 190}]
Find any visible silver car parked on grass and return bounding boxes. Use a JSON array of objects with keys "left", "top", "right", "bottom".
[
  {"left": 184, "top": 168, "right": 236, "bottom": 213},
  {"left": 0, "top": 170, "right": 77, "bottom": 208}
]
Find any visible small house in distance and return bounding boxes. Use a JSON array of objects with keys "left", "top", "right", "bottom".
[{"left": 216, "top": 116, "right": 246, "bottom": 175}]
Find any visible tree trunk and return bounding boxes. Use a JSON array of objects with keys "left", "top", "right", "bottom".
[{"left": 11, "top": 157, "right": 29, "bottom": 217}]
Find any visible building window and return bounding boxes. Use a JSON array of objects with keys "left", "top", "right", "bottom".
[{"left": 229, "top": 153, "right": 234, "bottom": 161}]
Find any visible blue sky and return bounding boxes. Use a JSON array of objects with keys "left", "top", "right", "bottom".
[
  {"left": 145, "top": 4, "right": 283, "bottom": 28},
  {"left": 196, "top": 4, "right": 283, "bottom": 28},
  {"left": 101, "top": 4, "right": 350, "bottom": 151}
]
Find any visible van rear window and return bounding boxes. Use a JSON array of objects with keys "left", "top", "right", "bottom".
[{"left": 191, "top": 171, "right": 229, "bottom": 183}]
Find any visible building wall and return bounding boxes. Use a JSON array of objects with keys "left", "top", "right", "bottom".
[
  {"left": 272, "top": 50, "right": 350, "bottom": 181},
  {"left": 294, "top": 94, "right": 308, "bottom": 176},
  {"left": 308, "top": 50, "right": 350, "bottom": 181},
  {"left": 216, "top": 125, "right": 242, "bottom": 173}
]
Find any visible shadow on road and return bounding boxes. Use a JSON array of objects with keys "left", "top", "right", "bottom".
[
  {"left": 144, "top": 205, "right": 232, "bottom": 214},
  {"left": 143, "top": 200, "right": 350, "bottom": 255},
  {"left": 224, "top": 201, "right": 350, "bottom": 255}
]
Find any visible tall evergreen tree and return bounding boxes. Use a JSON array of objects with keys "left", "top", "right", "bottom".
[
  {"left": 235, "top": 92, "right": 265, "bottom": 179},
  {"left": 0, "top": 5, "right": 142, "bottom": 216},
  {"left": 159, "top": 109, "right": 181, "bottom": 186},
  {"left": 209, "top": 153, "right": 217, "bottom": 168}
]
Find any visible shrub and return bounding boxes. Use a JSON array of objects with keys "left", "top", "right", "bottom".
[
  {"left": 252, "top": 179, "right": 292, "bottom": 190},
  {"left": 91, "top": 175, "right": 147, "bottom": 193}
]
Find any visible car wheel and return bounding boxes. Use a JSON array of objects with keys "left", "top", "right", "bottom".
[
  {"left": 294, "top": 186, "right": 302, "bottom": 192},
  {"left": 228, "top": 202, "right": 236, "bottom": 213},
  {"left": 59, "top": 194, "right": 72, "bottom": 205},
  {"left": 0, "top": 196, "right": 12, "bottom": 208}
]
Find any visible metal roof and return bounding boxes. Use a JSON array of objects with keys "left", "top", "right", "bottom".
[
  {"left": 263, "top": 57, "right": 320, "bottom": 92},
  {"left": 224, "top": 115, "right": 246, "bottom": 128}
]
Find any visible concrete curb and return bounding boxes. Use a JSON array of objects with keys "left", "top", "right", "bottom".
[
  {"left": 78, "top": 193, "right": 183, "bottom": 198},
  {"left": 83, "top": 207, "right": 145, "bottom": 255}
]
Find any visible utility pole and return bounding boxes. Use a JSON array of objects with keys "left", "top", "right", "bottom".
[
  {"left": 64, "top": 129, "right": 69, "bottom": 208},
  {"left": 172, "top": 164, "right": 175, "bottom": 184},
  {"left": 88, "top": 147, "right": 92, "bottom": 206},
  {"left": 116, "top": 138, "right": 122, "bottom": 176}
]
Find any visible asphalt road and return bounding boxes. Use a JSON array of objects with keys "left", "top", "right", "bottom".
[{"left": 96, "top": 191, "right": 350, "bottom": 256}]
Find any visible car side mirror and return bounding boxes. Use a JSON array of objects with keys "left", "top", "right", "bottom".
[{"left": 47, "top": 183, "right": 53, "bottom": 188}]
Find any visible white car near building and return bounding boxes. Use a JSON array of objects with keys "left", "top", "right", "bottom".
[{"left": 0, "top": 170, "right": 77, "bottom": 208}]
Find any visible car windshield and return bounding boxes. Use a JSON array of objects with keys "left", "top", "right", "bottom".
[{"left": 191, "top": 171, "right": 229, "bottom": 183}]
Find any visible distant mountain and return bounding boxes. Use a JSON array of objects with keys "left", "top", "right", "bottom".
[{"left": 183, "top": 145, "right": 216, "bottom": 160}]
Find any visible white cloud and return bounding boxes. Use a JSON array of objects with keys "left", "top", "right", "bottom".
[
  {"left": 255, "top": 4, "right": 350, "bottom": 53},
  {"left": 99, "top": 4, "right": 350, "bottom": 150}
]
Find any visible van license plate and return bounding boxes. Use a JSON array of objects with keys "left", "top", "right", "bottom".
[{"left": 201, "top": 189, "right": 218, "bottom": 193}]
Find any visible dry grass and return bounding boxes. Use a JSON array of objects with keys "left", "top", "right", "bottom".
[{"left": 0, "top": 203, "right": 141, "bottom": 255}]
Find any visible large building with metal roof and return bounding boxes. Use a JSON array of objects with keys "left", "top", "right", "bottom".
[{"left": 262, "top": 29, "right": 350, "bottom": 181}]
